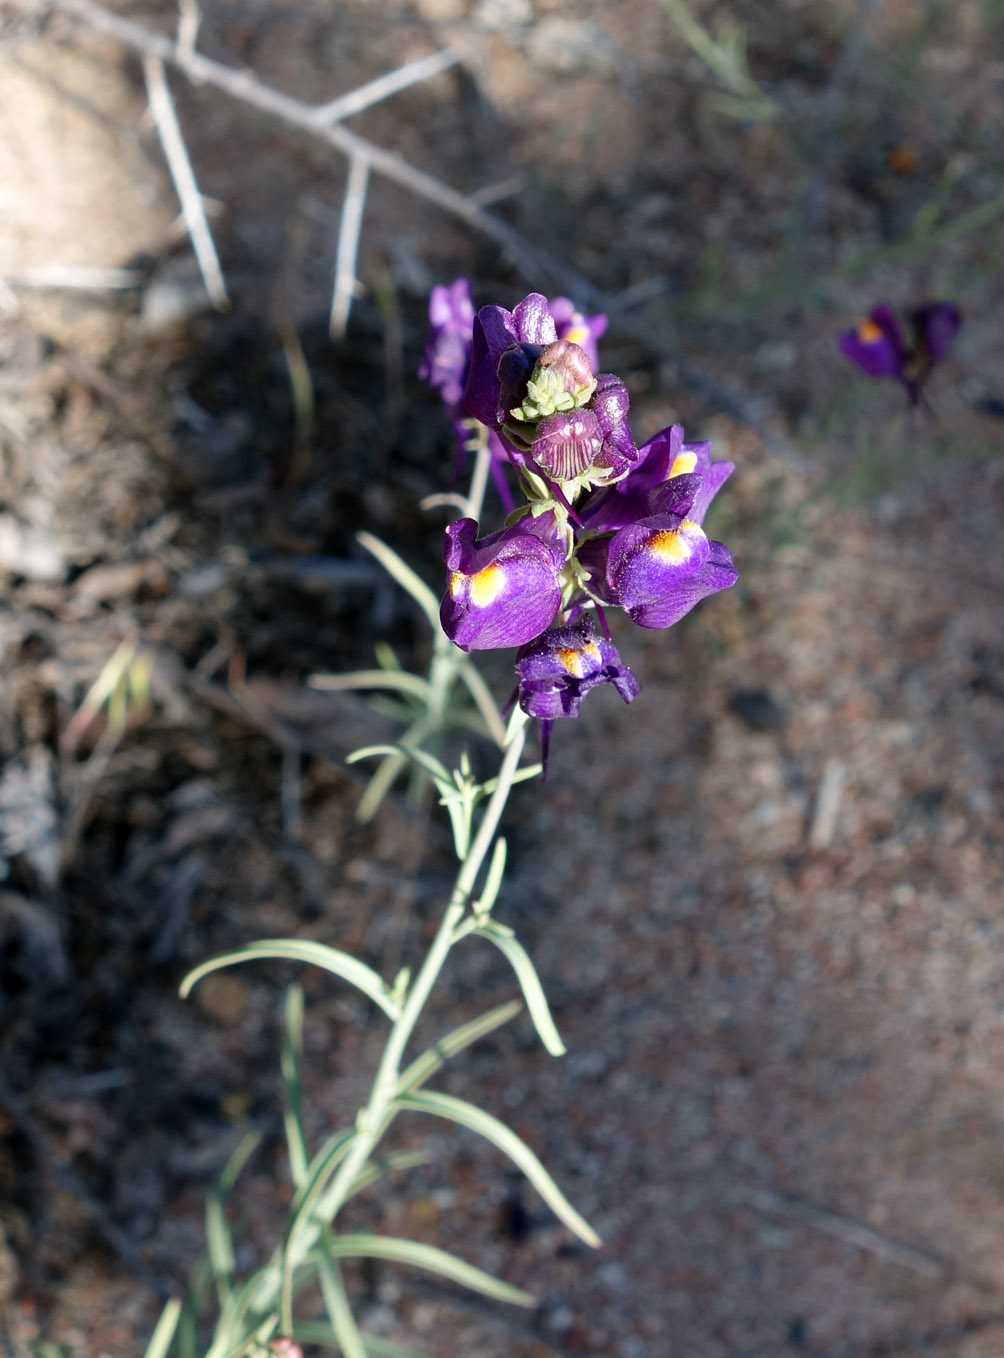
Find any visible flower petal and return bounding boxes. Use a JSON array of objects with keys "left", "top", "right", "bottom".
[{"left": 441, "top": 514, "right": 565, "bottom": 651}]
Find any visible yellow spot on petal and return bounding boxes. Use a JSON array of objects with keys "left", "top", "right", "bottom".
[
  {"left": 556, "top": 641, "right": 601, "bottom": 677},
  {"left": 857, "top": 318, "right": 883, "bottom": 343},
  {"left": 563, "top": 320, "right": 589, "bottom": 345},
  {"left": 648, "top": 519, "right": 704, "bottom": 564},
  {"left": 668, "top": 450, "right": 698, "bottom": 478},
  {"left": 469, "top": 564, "right": 507, "bottom": 607}
]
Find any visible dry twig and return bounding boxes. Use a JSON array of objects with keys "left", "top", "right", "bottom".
[{"left": 142, "top": 52, "right": 229, "bottom": 310}]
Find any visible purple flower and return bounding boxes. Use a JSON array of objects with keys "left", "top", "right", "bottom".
[
  {"left": 839, "top": 301, "right": 961, "bottom": 404},
  {"left": 515, "top": 615, "right": 640, "bottom": 769},
  {"left": 912, "top": 301, "right": 962, "bottom": 364},
  {"left": 578, "top": 474, "right": 738, "bottom": 629},
  {"left": 418, "top": 278, "right": 476, "bottom": 410},
  {"left": 582, "top": 424, "right": 734, "bottom": 532},
  {"left": 464, "top": 293, "right": 557, "bottom": 429},
  {"left": 463, "top": 293, "right": 637, "bottom": 487},
  {"left": 441, "top": 511, "right": 566, "bottom": 651},
  {"left": 839, "top": 304, "right": 906, "bottom": 379},
  {"left": 548, "top": 297, "right": 608, "bottom": 370}
]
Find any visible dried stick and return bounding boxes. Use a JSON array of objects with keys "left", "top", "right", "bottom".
[
  {"left": 142, "top": 53, "right": 229, "bottom": 310},
  {"left": 329, "top": 152, "right": 370, "bottom": 339},
  {"left": 309, "top": 46, "right": 460, "bottom": 127},
  {"left": 735, "top": 1185, "right": 946, "bottom": 1278},
  {"left": 175, "top": 0, "right": 200, "bottom": 63}
]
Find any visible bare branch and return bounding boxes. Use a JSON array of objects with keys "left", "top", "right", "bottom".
[
  {"left": 329, "top": 153, "right": 370, "bottom": 339},
  {"left": 2, "top": 264, "right": 142, "bottom": 290},
  {"left": 142, "top": 53, "right": 228, "bottom": 310},
  {"left": 309, "top": 47, "right": 460, "bottom": 128},
  {"left": 175, "top": 0, "right": 200, "bottom": 64}
]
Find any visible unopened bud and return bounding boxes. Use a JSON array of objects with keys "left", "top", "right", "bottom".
[{"left": 511, "top": 340, "right": 597, "bottom": 423}]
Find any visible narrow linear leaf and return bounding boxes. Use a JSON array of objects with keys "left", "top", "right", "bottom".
[
  {"left": 356, "top": 748, "right": 409, "bottom": 823},
  {"left": 357, "top": 532, "right": 441, "bottom": 632},
  {"left": 479, "top": 762, "right": 542, "bottom": 797},
  {"left": 326, "top": 1232, "right": 535, "bottom": 1307},
  {"left": 316, "top": 1236, "right": 367, "bottom": 1358},
  {"left": 347, "top": 1148, "right": 430, "bottom": 1200},
  {"left": 143, "top": 1298, "right": 181, "bottom": 1358},
  {"left": 290, "top": 1128, "right": 357, "bottom": 1224},
  {"left": 180, "top": 940, "right": 399, "bottom": 1021},
  {"left": 473, "top": 924, "right": 565, "bottom": 1057},
  {"left": 282, "top": 986, "right": 308, "bottom": 1187},
  {"left": 397, "top": 999, "right": 523, "bottom": 1095},
  {"left": 218, "top": 1130, "right": 262, "bottom": 1196},
  {"left": 476, "top": 836, "right": 507, "bottom": 915},
  {"left": 456, "top": 659, "right": 506, "bottom": 747},
  {"left": 348, "top": 743, "right": 453, "bottom": 792},
  {"left": 206, "top": 1131, "right": 260, "bottom": 1297},
  {"left": 292, "top": 1322, "right": 424, "bottom": 1358},
  {"left": 206, "top": 1192, "right": 236, "bottom": 1285},
  {"left": 309, "top": 669, "right": 431, "bottom": 701},
  {"left": 397, "top": 1090, "right": 598, "bottom": 1247}
]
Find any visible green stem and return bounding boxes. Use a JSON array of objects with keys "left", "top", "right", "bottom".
[{"left": 314, "top": 709, "right": 529, "bottom": 1224}]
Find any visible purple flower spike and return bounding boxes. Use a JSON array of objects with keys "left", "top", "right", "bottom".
[
  {"left": 516, "top": 616, "right": 640, "bottom": 768},
  {"left": 441, "top": 511, "right": 566, "bottom": 651},
  {"left": 587, "top": 509, "right": 738, "bottom": 630},
  {"left": 839, "top": 304, "right": 906, "bottom": 379},
  {"left": 419, "top": 278, "right": 476, "bottom": 409},
  {"left": 548, "top": 298, "right": 608, "bottom": 370},
  {"left": 912, "top": 301, "right": 961, "bottom": 364}
]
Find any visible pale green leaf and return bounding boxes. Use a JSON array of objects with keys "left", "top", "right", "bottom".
[
  {"left": 326, "top": 1233, "right": 535, "bottom": 1307},
  {"left": 396, "top": 1090, "right": 598, "bottom": 1247},
  {"left": 347, "top": 743, "right": 453, "bottom": 792},
  {"left": 357, "top": 532, "right": 441, "bottom": 632},
  {"left": 282, "top": 987, "right": 308, "bottom": 1187},
  {"left": 316, "top": 1236, "right": 366, "bottom": 1358},
  {"left": 476, "top": 836, "right": 506, "bottom": 915},
  {"left": 143, "top": 1299, "right": 181, "bottom": 1358},
  {"left": 293, "top": 1322, "right": 424, "bottom": 1358},
  {"left": 455, "top": 660, "right": 506, "bottom": 747},
  {"left": 397, "top": 999, "right": 523, "bottom": 1095},
  {"left": 473, "top": 923, "right": 566, "bottom": 1057},
  {"left": 347, "top": 1149, "right": 430, "bottom": 1199},
  {"left": 180, "top": 940, "right": 399, "bottom": 1021},
  {"left": 206, "top": 1132, "right": 260, "bottom": 1295},
  {"left": 309, "top": 669, "right": 431, "bottom": 702}
]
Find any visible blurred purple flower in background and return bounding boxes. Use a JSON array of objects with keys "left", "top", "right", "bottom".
[
  {"left": 839, "top": 301, "right": 961, "bottom": 405},
  {"left": 548, "top": 296, "right": 608, "bottom": 370}
]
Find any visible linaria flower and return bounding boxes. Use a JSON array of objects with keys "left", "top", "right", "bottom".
[
  {"left": 440, "top": 511, "right": 566, "bottom": 651},
  {"left": 464, "top": 293, "right": 637, "bottom": 489},
  {"left": 839, "top": 301, "right": 961, "bottom": 404},
  {"left": 515, "top": 616, "right": 640, "bottom": 769},
  {"left": 577, "top": 472, "right": 738, "bottom": 629},
  {"left": 418, "top": 278, "right": 476, "bottom": 409},
  {"left": 582, "top": 424, "right": 734, "bottom": 532}
]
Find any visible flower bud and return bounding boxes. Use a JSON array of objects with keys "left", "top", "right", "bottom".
[{"left": 511, "top": 340, "right": 597, "bottom": 423}]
